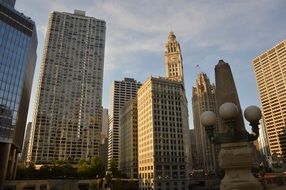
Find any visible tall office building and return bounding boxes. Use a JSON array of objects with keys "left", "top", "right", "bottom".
[
  {"left": 99, "top": 108, "right": 109, "bottom": 169},
  {"left": 21, "top": 122, "right": 32, "bottom": 162},
  {"left": 119, "top": 98, "right": 138, "bottom": 178},
  {"left": 253, "top": 40, "right": 286, "bottom": 157},
  {"left": 189, "top": 129, "right": 196, "bottom": 170},
  {"left": 29, "top": 10, "right": 106, "bottom": 163},
  {"left": 108, "top": 78, "right": 141, "bottom": 166},
  {"left": 192, "top": 73, "right": 219, "bottom": 173},
  {"left": 0, "top": 0, "right": 37, "bottom": 184},
  {"left": 138, "top": 77, "right": 190, "bottom": 190},
  {"left": 101, "top": 108, "right": 109, "bottom": 141},
  {"left": 257, "top": 118, "right": 271, "bottom": 159},
  {"left": 137, "top": 32, "right": 190, "bottom": 190}
]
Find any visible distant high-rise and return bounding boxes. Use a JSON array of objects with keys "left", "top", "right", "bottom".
[
  {"left": 99, "top": 108, "right": 109, "bottom": 169},
  {"left": 119, "top": 98, "right": 138, "bottom": 178},
  {"left": 108, "top": 78, "right": 141, "bottom": 166},
  {"left": 189, "top": 129, "right": 196, "bottom": 170},
  {"left": 29, "top": 10, "right": 106, "bottom": 163},
  {"left": 257, "top": 118, "right": 271, "bottom": 159},
  {"left": 101, "top": 108, "right": 109, "bottom": 141},
  {"left": 0, "top": 0, "right": 37, "bottom": 184},
  {"left": 192, "top": 73, "right": 219, "bottom": 173},
  {"left": 164, "top": 31, "right": 184, "bottom": 85},
  {"left": 21, "top": 122, "right": 32, "bottom": 162},
  {"left": 138, "top": 77, "right": 190, "bottom": 190},
  {"left": 253, "top": 40, "right": 286, "bottom": 157}
]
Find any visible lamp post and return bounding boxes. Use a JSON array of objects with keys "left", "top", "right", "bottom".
[{"left": 201, "top": 102, "right": 263, "bottom": 190}]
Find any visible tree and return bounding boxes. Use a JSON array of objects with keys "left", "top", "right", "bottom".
[
  {"left": 90, "top": 182, "right": 99, "bottom": 190},
  {"left": 37, "top": 165, "right": 51, "bottom": 178},
  {"left": 16, "top": 163, "right": 36, "bottom": 179},
  {"left": 77, "top": 158, "right": 91, "bottom": 178},
  {"left": 90, "top": 156, "right": 105, "bottom": 177},
  {"left": 109, "top": 159, "right": 120, "bottom": 177}
]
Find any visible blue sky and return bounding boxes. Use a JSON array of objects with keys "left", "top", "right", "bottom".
[{"left": 16, "top": 0, "right": 286, "bottom": 129}]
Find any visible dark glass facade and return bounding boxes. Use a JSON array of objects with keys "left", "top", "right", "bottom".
[
  {"left": 0, "top": 21, "right": 31, "bottom": 142},
  {"left": 0, "top": 0, "right": 37, "bottom": 182}
]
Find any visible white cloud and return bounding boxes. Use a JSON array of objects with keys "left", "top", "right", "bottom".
[{"left": 15, "top": 0, "right": 286, "bottom": 121}]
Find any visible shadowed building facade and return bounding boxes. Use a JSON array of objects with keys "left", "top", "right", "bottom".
[
  {"left": 108, "top": 78, "right": 141, "bottom": 167},
  {"left": 0, "top": 0, "right": 37, "bottom": 185},
  {"left": 29, "top": 10, "right": 106, "bottom": 163},
  {"left": 119, "top": 98, "right": 138, "bottom": 178},
  {"left": 192, "top": 73, "right": 219, "bottom": 173},
  {"left": 253, "top": 40, "right": 286, "bottom": 157}
]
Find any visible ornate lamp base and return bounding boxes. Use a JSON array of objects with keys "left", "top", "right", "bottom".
[{"left": 219, "top": 142, "right": 263, "bottom": 190}]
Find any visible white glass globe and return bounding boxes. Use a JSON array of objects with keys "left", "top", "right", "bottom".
[
  {"left": 244, "top": 105, "right": 262, "bottom": 122},
  {"left": 201, "top": 111, "right": 216, "bottom": 127},
  {"left": 219, "top": 102, "right": 239, "bottom": 120}
]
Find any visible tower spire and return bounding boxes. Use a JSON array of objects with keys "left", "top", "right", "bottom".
[{"left": 164, "top": 31, "right": 184, "bottom": 85}]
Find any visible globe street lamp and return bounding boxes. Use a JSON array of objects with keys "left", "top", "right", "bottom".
[
  {"left": 201, "top": 102, "right": 263, "bottom": 190},
  {"left": 201, "top": 103, "right": 262, "bottom": 144}
]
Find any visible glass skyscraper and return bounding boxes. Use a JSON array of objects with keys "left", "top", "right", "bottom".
[{"left": 0, "top": 0, "right": 37, "bottom": 184}]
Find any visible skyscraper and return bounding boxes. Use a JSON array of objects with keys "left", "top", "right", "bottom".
[
  {"left": 192, "top": 73, "right": 219, "bottom": 173},
  {"left": 119, "top": 98, "right": 138, "bottom": 178},
  {"left": 253, "top": 40, "right": 286, "bottom": 157},
  {"left": 137, "top": 32, "right": 190, "bottom": 190},
  {"left": 108, "top": 78, "right": 141, "bottom": 166},
  {"left": 29, "top": 10, "right": 106, "bottom": 163},
  {"left": 138, "top": 77, "right": 190, "bottom": 190},
  {"left": 100, "top": 108, "right": 109, "bottom": 169},
  {"left": 0, "top": 0, "right": 37, "bottom": 184},
  {"left": 189, "top": 129, "right": 196, "bottom": 170},
  {"left": 21, "top": 122, "right": 32, "bottom": 162}
]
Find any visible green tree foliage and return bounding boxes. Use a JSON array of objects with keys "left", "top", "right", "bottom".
[
  {"left": 16, "top": 163, "right": 36, "bottom": 179},
  {"left": 77, "top": 156, "right": 105, "bottom": 179},
  {"left": 77, "top": 158, "right": 91, "bottom": 178},
  {"left": 109, "top": 159, "right": 121, "bottom": 177},
  {"left": 16, "top": 157, "right": 105, "bottom": 180}
]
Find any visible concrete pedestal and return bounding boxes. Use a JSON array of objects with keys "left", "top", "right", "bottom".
[{"left": 219, "top": 142, "right": 263, "bottom": 190}]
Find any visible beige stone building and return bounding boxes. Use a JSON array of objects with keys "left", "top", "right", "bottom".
[
  {"left": 119, "top": 98, "right": 138, "bottom": 178},
  {"left": 137, "top": 31, "right": 190, "bottom": 190},
  {"left": 138, "top": 77, "right": 190, "bottom": 190},
  {"left": 192, "top": 73, "right": 219, "bottom": 173},
  {"left": 253, "top": 40, "right": 286, "bottom": 157},
  {"left": 29, "top": 10, "right": 106, "bottom": 163},
  {"left": 108, "top": 78, "right": 141, "bottom": 167}
]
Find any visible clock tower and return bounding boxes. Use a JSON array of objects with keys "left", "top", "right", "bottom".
[{"left": 164, "top": 31, "right": 184, "bottom": 86}]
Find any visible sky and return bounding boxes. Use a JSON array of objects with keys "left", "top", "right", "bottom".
[{"left": 15, "top": 0, "right": 286, "bottom": 129}]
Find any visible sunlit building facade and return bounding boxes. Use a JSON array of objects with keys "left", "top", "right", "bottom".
[
  {"left": 138, "top": 77, "right": 190, "bottom": 190},
  {"left": 0, "top": 0, "right": 37, "bottom": 183},
  {"left": 137, "top": 32, "right": 190, "bottom": 190},
  {"left": 29, "top": 10, "right": 106, "bottom": 163},
  {"left": 253, "top": 40, "right": 286, "bottom": 157}
]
